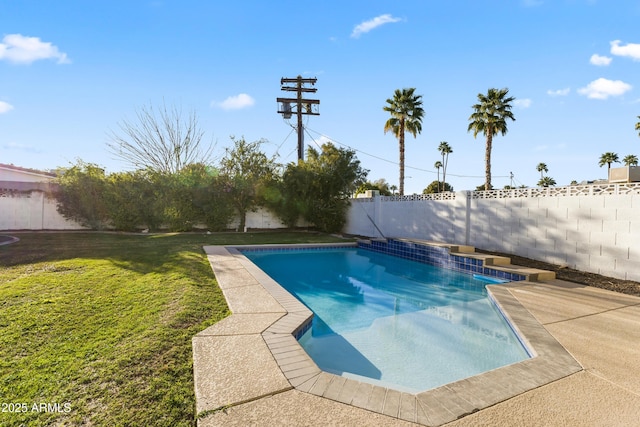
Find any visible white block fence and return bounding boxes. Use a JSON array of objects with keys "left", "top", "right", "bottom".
[
  {"left": 0, "top": 190, "right": 83, "bottom": 230},
  {"left": 3, "top": 183, "right": 640, "bottom": 282},
  {"left": 345, "top": 184, "right": 640, "bottom": 282},
  {"left": 0, "top": 190, "right": 295, "bottom": 231}
]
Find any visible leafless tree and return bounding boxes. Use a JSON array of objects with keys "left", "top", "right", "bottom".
[{"left": 107, "top": 102, "right": 214, "bottom": 174}]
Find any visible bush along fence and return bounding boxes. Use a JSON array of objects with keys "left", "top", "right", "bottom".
[
  {"left": 2, "top": 142, "right": 364, "bottom": 234},
  {"left": 0, "top": 188, "right": 304, "bottom": 232}
]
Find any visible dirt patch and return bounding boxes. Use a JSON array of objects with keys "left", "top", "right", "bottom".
[{"left": 478, "top": 249, "right": 640, "bottom": 297}]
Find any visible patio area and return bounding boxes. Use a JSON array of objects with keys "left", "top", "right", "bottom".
[{"left": 194, "top": 245, "right": 640, "bottom": 426}]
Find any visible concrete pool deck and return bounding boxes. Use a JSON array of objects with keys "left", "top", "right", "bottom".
[{"left": 193, "top": 244, "right": 640, "bottom": 426}]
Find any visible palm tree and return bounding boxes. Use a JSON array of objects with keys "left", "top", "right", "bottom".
[
  {"left": 468, "top": 88, "right": 516, "bottom": 191},
  {"left": 623, "top": 154, "right": 638, "bottom": 166},
  {"left": 389, "top": 184, "right": 398, "bottom": 195},
  {"left": 636, "top": 116, "right": 640, "bottom": 138},
  {"left": 538, "top": 176, "right": 556, "bottom": 187},
  {"left": 434, "top": 161, "right": 443, "bottom": 191},
  {"left": 438, "top": 141, "right": 453, "bottom": 192},
  {"left": 598, "top": 152, "right": 620, "bottom": 172},
  {"left": 384, "top": 88, "right": 425, "bottom": 195},
  {"left": 536, "top": 163, "right": 548, "bottom": 179}
]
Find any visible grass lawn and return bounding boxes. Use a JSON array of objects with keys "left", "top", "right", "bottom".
[{"left": 0, "top": 231, "right": 349, "bottom": 426}]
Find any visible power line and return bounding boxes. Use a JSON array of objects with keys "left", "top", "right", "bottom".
[
  {"left": 275, "top": 125, "right": 296, "bottom": 158},
  {"left": 304, "top": 127, "right": 510, "bottom": 180}
]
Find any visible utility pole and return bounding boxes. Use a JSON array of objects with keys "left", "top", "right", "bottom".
[{"left": 277, "top": 76, "right": 319, "bottom": 160}]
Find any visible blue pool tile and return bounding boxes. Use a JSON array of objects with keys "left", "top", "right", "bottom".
[{"left": 354, "top": 239, "right": 525, "bottom": 283}]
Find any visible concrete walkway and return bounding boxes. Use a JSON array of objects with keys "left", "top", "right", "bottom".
[
  {"left": 446, "top": 280, "right": 640, "bottom": 427},
  {"left": 194, "top": 246, "right": 640, "bottom": 426}
]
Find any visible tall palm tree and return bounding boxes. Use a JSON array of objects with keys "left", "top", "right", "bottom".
[
  {"left": 468, "top": 88, "right": 516, "bottom": 191},
  {"left": 536, "top": 162, "right": 548, "bottom": 179},
  {"left": 598, "top": 152, "right": 620, "bottom": 178},
  {"left": 438, "top": 141, "right": 453, "bottom": 192},
  {"left": 623, "top": 154, "right": 638, "bottom": 166},
  {"left": 636, "top": 116, "right": 640, "bottom": 138},
  {"left": 384, "top": 88, "right": 425, "bottom": 195},
  {"left": 434, "top": 161, "right": 443, "bottom": 191}
]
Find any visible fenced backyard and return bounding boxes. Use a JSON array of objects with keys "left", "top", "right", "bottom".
[
  {"left": 3, "top": 182, "right": 640, "bottom": 281},
  {"left": 346, "top": 183, "right": 640, "bottom": 282}
]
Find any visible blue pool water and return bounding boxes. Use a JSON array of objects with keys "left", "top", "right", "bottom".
[{"left": 243, "top": 247, "right": 530, "bottom": 392}]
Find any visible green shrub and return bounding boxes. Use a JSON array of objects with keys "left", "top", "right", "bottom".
[
  {"left": 54, "top": 161, "right": 109, "bottom": 229},
  {"left": 104, "top": 170, "right": 167, "bottom": 231},
  {"left": 55, "top": 161, "right": 234, "bottom": 232},
  {"left": 268, "top": 143, "right": 367, "bottom": 233},
  {"left": 422, "top": 180, "right": 454, "bottom": 194}
]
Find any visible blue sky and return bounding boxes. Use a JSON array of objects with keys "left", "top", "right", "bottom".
[{"left": 1, "top": 0, "right": 639, "bottom": 193}]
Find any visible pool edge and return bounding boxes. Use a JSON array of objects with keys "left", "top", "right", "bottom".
[{"left": 195, "top": 243, "right": 583, "bottom": 426}]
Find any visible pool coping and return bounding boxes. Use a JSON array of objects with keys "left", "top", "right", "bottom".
[{"left": 194, "top": 243, "right": 582, "bottom": 426}]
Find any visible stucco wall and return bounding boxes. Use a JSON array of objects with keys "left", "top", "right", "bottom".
[
  {"left": 345, "top": 185, "right": 640, "bottom": 282},
  {"left": 0, "top": 192, "right": 300, "bottom": 232},
  {"left": 228, "top": 207, "right": 309, "bottom": 230},
  {"left": 0, "top": 191, "right": 84, "bottom": 230}
]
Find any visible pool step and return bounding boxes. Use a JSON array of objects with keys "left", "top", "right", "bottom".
[
  {"left": 452, "top": 251, "right": 511, "bottom": 266},
  {"left": 393, "top": 239, "right": 556, "bottom": 282},
  {"left": 398, "top": 238, "right": 475, "bottom": 255},
  {"left": 369, "top": 238, "right": 555, "bottom": 282},
  {"left": 446, "top": 249, "right": 555, "bottom": 282}
]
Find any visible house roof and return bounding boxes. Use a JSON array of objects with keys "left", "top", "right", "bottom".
[{"left": 0, "top": 163, "right": 57, "bottom": 178}]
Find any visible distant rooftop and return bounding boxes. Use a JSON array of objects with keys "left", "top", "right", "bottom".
[{"left": 0, "top": 163, "right": 57, "bottom": 178}]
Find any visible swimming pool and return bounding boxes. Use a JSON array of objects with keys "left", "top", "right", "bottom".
[{"left": 243, "top": 247, "right": 530, "bottom": 392}]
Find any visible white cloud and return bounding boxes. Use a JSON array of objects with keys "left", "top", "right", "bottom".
[
  {"left": 578, "top": 78, "right": 632, "bottom": 100},
  {"left": 547, "top": 88, "right": 570, "bottom": 97},
  {"left": 590, "top": 54, "right": 612, "bottom": 66},
  {"left": 0, "top": 34, "right": 70, "bottom": 65},
  {"left": 2, "top": 141, "right": 41, "bottom": 153},
  {"left": 514, "top": 98, "right": 532, "bottom": 108},
  {"left": 610, "top": 40, "right": 640, "bottom": 61},
  {"left": 211, "top": 93, "right": 255, "bottom": 110},
  {"left": 351, "top": 14, "right": 402, "bottom": 38},
  {"left": 0, "top": 101, "right": 14, "bottom": 114}
]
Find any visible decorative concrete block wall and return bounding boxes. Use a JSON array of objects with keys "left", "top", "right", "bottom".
[{"left": 345, "top": 185, "right": 640, "bottom": 282}]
